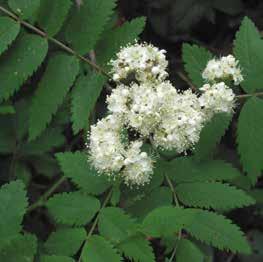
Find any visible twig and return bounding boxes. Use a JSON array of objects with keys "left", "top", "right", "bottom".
[
  {"left": 236, "top": 92, "right": 263, "bottom": 99},
  {"left": 177, "top": 71, "right": 197, "bottom": 92},
  {"left": 0, "top": 5, "right": 110, "bottom": 79}
]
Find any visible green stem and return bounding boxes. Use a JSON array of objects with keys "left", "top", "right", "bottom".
[
  {"left": 78, "top": 188, "right": 113, "bottom": 262},
  {"left": 0, "top": 5, "right": 110, "bottom": 78},
  {"left": 236, "top": 91, "right": 263, "bottom": 99},
  {"left": 165, "top": 174, "right": 182, "bottom": 262},
  {"left": 27, "top": 176, "right": 66, "bottom": 212}
]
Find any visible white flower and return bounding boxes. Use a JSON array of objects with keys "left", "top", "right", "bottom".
[
  {"left": 122, "top": 140, "right": 153, "bottom": 186},
  {"left": 153, "top": 90, "right": 205, "bottom": 153},
  {"left": 199, "top": 82, "right": 235, "bottom": 119},
  {"left": 202, "top": 55, "right": 243, "bottom": 85},
  {"left": 89, "top": 114, "right": 125, "bottom": 174},
  {"left": 109, "top": 42, "right": 168, "bottom": 83}
]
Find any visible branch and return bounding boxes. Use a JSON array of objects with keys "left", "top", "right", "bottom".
[{"left": 0, "top": 5, "right": 110, "bottom": 78}]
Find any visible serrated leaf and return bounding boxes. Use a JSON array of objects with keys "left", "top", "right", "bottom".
[
  {"left": 142, "top": 206, "right": 191, "bottom": 238},
  {"left": 176, "top": 239, "right": 204, "bottom": 262},
  {"left": 56, "top": 151, "right": 110, "bottom": 195},
  {"left": 184, "top": 209, "right": 251, "bottom": 254},
  {"left": 71, "top": 73, "right": 106, "bottom": 134},
  {"left": 20, "top": 127, "right": 65, "bottom": 155},
  {"left": 38, "top": 0, "right": 72, "bottom": 36},
  {"left": 65, "top": 0, "right": 116, "bottom": 55},
  {"left": 0, "top": 180, "right": 28, "bottom": 248},
  {"left": 176, "top": 182, "right": 255, "bottom": 210},
  {"left": 98, "top": 207, "right": 138, "bottom": 243},
  {"left": 40, "top": 255, "right": 74, "bottom": 262},
  {"left": 0, "top": 17, "right": 20, "bottom": 55},
  {"left": 126, "top": 187, "right": 172, "bottom": 220},
  {"left": 118, "top": 235, "right": 155, "bottom": 262},
  {"left": 96, "top": 17, "right": 146, "bottom": 66},
  {"left": 82, "top": 235, "right": 122, "bottom": 262},
  {"left": 44, "top": 227, "right": 86, "bottom": 256},
  {"left": 29, "top": 54, "right": 79, "bottom": 140},
  {"left": 0, "top": 233, "right": 37, "bottom": 262},
  {"left": 194, "top": 113, "right": 232, "bottom": 161},
  {"left": 167, "top": 157, "right": 240, "bottom": 184},
  {"left": 237, "top": 97, "right": 263, "bottom": 184},
  {"left": 8, "top": 0, "right": 40, "bottom": 19},
  {"left": 182, "top": 43, "right": 212, "bottom": 87},
  {"left": 46, "top": 191, "right": 100, "bottom": 226},
  {"left": 234, "top": 16, "right": 263, "bottom": 93},
  {"left": 0, "top": 33, "right": 48, "bottom": 101}
]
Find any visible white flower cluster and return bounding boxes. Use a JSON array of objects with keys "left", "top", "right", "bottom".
[
  {"left": 88, "top": 42, "right": 244, "bottom": 187},
  {"left": 202, "top": 55, "right": 243, "bottom": 85},
  {"left": 109, "top": 42, "right": 168, "bottom": 83}
]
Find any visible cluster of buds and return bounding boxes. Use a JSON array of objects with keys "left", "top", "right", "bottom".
[{"left": 88, "top": 43, "right": 243, "bottom": 187}]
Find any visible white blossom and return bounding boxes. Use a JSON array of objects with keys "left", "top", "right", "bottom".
[
  {"left": 109, "top": 42, "right": 168, "bottom": 83},
  {"left": 199, "top": 82, "right": 235, "bottom": 119},
  {"left": 89, "top": 114, "right": 125, "bottom": 174},
  {"left": 122, "top": 140, "right": 153, "bottom": 186},
  {"left": 202, "top": 55, "right": 243, "bottom": 85}
]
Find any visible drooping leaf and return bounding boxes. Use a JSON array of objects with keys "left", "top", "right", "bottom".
[
  {"left": 8, "top": 0, "right": 40, "bottom": 19},
  {"left": 176, "top": 182, "right": 255, "bottom": 210},
  {"left": 96, "top": 17, "right": 146, "bottom": 66},
  {"left": 29, "top": 54, "right": 79, "bottom": 140},
  {"left": 118, "top": 235, "right": 155, "bottom": 262},
  {"left": 237, "top": 97, "right": 263, "bottom": 184},
  {"left": 0, "top": 34, "right": 48, "bottom": 101},
  {"left": 65, "top": 0, "right": 116, "bottom": 55},
  {"left": 182, "top": 43, "right": 212, "bottom": 87},
  {"left": 38, "top": 0, "right": 72, "bottom": 36},
  {"left": 234, "top": 16, "right": 263, "bottom": 93},
  {"left": 0, "top": 233, "right": 37, "bottom": 262},
  {"left": 81, "top": 235, "right": 122, "bottom": 262},
  {"left": 71, "top": 73, "right": 106, "bottom": 134},
  {"left": 194, "top": 113, "right": 232, "bottom": 161},
  {"left": 46, "top": 191, "right": 100, "bottom": 226},
  {"left": 167, "top": 157, "right": 240, "bottom": 183},
  {"left": 98, "top": 207, "right": 138, "bottom": 243},
  {"left": 44, "top": 227, "right": 86, "bottom": 256},
  {"left": 0, "top": 17, "right": 20, "bottom": 55},
  {"left": 56, "top": 151, "right": 111, "bottom": 195},
  {"left": 0, "top": 180, "right": 28, "bottom": 248},
  {"left": 176, "top": 239, "right": 204, "bottom": 262}
]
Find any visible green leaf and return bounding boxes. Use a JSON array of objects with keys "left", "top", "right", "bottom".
[
  {"left": 142, "top": 206, "right": 191, "bottom": 238},
  {"left": 0, "top": 17, "right": 20, "bottom": 55},
  {"left": 194, "top": 113, "right": 232, "bottom": 161},
  {"left": 65, "top": 0, "right": 116, "bottom": 55},
  {"left": 71, "top": 73, "right": 106, "bottom": 134},
  {"left": 98, "top": 207, "right": 138, "bottom": 243},
  {"left": 182, "top": 43, "right": 212, "bottom": 87},
  {"left": 96, "top": 17, "right": 146, "bottom": 66},
  {"left": 20, "top": 127, "right": 65, "bottom": 155},
  {"left": 118, "top": 235, "right": 155, "bottom": 262},
  {"left": 126, "top": 187, "right": 172, "bottom": 220},
  {"left": 40, "top": 255, "right": 74, "bottom": 262},
  {"left": 237, "top": 97, "right": 263, "bottom": 184},
  {"left": 44, "top": 227, "right": 86, "bottom": 256},
  {"left": 0, "top": 33, "right": 48, "bottom": 101},
  {"left": 176, "top": 239, "right": 204, "bottom": 262},
  {"left": 0, "top": 233, "right": 37, "bottom": 262},
  {"left": 176, "top": 182, "right": 255, "bottom": 210},
  {"left": 46, "top": 191, "right": 100, "bottom": 226},
  {"left": 56, "top": 151, "right": 110, "bottom": 195},
  {"left": 82, "top": 235, "right": 122, "bottom": 262},
  {"left": 38, "top": 0, "right": 72, "bottom": 36},
  {"left": 167, "top": 157, "right": 240, "bottom": 184},
  {"left": 0, "top": 104, "right": 15, "bottom": 114},
  {"left": 29, "top": 54, "right": 79, "bottom": 140},
  {"left": 234, "top": 16, "right": 263, "bottom": 93},
  {"left": 14, "top": 162, "right": 31, "bottom": 186},
  {"left": 0, "top": 180, "right": 28, "bottom": 248},
  {"left": 8, "top": 0, "right": 40, "bottom": 19},
  {"left": 184, "top": 209, "right": 251, "bottom": 254}
]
